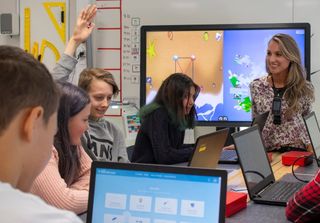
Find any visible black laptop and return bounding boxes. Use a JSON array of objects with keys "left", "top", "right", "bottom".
[
  {"left": 232, "top": 125, "right": 305, "bottom": 206},
  {"left": 218, "top": 112, "right": 269, "bottom": 164},
  {"left": 87, "top": 162, "right": 228, "bottom": 223},
  {"left": 303, "top": 111, "right": 320, "bottom": 167},
  {"left": 218, "top": 128, "right": 239, "bottom": 164}
]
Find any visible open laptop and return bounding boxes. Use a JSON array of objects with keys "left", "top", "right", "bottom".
[
  {"left": 232, "top": 125, "right": 306, "bottom": 206},
  {"left": 303, "top": 111, "right": 320, "bottom": 167},
  {"left": 189, "top": 128, "right": 229, "bottom": 168},
  {"left": 218, "top": 112, "right": 269, "bottom": 164},
  {"left": 87, "top": 162, "right": 227, "bottom": 223},
  {"left": 218, "top": 128, "right": 239, "bottom": 164}
]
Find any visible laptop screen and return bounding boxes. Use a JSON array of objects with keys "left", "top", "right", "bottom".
[
  {"left": 87, "top": 162, "right": 227, "bottom": 223},
  {"left": 304, "top": 112, "right": 320, "bottom": 161},
  {"left": 232, "top": 126, "right": 273, "bottom": 191}
]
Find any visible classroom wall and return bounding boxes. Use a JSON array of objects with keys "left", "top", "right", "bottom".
[
  {"left": 0, "top": 0, "right": 19, "bottom": 46},
  {"left": 1, "top": 0, "right": 320, "bottom": 141},
  {"left": 89, "top": 0, "right": 320, "bottom": 138}
]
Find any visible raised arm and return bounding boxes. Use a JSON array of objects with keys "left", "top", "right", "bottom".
[
  {"left": 52, "top": 4, "right": 97, "bottom": 81},
  {"left": 64, "top": 4, "right": 97, "bottom": 57}
]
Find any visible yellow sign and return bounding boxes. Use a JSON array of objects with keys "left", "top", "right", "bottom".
[
  {"left": 39, "top": 39, "right": 61, "bottom": 62},
  {"left": 43, "top": 2, "right": 66, "bottom": 43},
  {"left": 24, "top": 8, "right": 31, "bottom": 52}
]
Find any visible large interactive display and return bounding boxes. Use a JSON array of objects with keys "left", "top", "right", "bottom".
[{"left": 140, "top": 23, "right": 310, "bottom": 126}]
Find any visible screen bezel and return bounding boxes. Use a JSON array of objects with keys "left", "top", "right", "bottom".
[
  {"left": 303, "top": 111, "right": 320, "bottom": 167},
  {"left": 87, "top": 161, "right": 228, "bottom": 223},
  {"left": 140, "top": 23, "right": 311, "bottom": 127},
  {"left": 232, "top": 125, "right": 275, "bottom": 199}
]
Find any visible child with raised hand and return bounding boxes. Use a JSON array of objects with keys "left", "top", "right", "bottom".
[
  {"left": 0, "top": 46, "right": 82, "bottom": 222},
  {"left": 52, "top": 4, "right": 129, "bottom": 162},
  {"left": 31, "top": 81, "right": 92, "bottom": 214}
]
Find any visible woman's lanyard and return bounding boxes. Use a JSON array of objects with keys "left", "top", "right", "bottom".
[
  {"left": 271, "top": 76, "right": 286, "bottom": 125},
  {"left": 271, "top": 76, "right": 286, "bottom": 98}
]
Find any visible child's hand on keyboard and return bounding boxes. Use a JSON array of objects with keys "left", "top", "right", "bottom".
[{"left": 223, "top": 144, "right": 235, "bottom": 150}]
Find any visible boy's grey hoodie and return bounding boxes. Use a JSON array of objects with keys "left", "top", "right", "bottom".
[{"left": 52, "top": 54, "right": 129, "bottom": 162}]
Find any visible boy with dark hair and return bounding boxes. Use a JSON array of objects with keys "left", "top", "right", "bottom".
[{"left": 0, "top": 45, "right": 81, "bottom": 222}]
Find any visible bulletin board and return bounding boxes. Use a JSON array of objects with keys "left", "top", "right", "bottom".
[{"left": 20, "top": 0, "right": 69, "bottom": 71}]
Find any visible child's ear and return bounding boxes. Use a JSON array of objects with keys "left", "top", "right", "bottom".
[{"left": 22, "top": 106, "right": 44, "bottom": 142}]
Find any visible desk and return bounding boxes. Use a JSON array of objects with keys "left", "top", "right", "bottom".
[
  {"left": 80, "top": 153, "right": 318, "bottom": 223},
  {"left": 226, "top": 152, "right": 319, "bottom": 223}
]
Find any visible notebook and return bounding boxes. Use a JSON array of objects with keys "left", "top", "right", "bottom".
[
  {"left": 232, "top": 125, "right": 305, "bottom": 206},
  {"left": 303, "top": 111, "right": 320, "bottom": 167},
  {"left": 189, "top": 128, "right": 229, "bottom": 168},
  {"left": 87, "top": 162, "right": 228, "bottom": 223}
]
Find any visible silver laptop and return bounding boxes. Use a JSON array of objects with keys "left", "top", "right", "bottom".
[
  {"left": 232, "top": 125, "right": 305, "bottom": 206},
  {"left": 189, "top": 128, "right": 229, "bottom": 168},
  {"left": 303, "top": 111, "right": 320, "bottom": 167},
  {"left": 87, "top": 162, "right": 228, "bottom": 223}
]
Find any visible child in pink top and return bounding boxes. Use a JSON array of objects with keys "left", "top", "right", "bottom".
[
  {"left": 31, "top": 5, "right": 96, "bottom": 214},
  {"left": 31, "top": 81, "right": 92, "bottom": 214}
]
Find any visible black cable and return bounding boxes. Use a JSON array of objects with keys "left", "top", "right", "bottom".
[
  {"left": 244, "top": 170, "right": 265, "bottom": 179},
  {"left": 291, "top": 155, "right": 318, "bottom": 183}
]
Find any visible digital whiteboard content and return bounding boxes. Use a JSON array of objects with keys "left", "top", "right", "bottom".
[{"left": 140, "top": 23, "right": 310, "bottom": 127}]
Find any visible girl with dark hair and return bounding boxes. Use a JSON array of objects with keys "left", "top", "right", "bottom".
[
  {"left": 131, "top": 73, "right": 200, "bottom": 164},
  {"left": 31, "top": 81, "right": 92, "bottom": 214}
]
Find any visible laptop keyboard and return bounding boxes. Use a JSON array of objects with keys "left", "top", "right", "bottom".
[
  {"left": 261, "top": 181, "right": 305, "bottom": 201},
  {"left": 220, "top": 150, "right": 237, "bottom": 160}
]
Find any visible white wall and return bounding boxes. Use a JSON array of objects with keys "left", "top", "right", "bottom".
[
  {"left": 0, "top": 0, "right": 19, "bottom": 46},
  {"left": 294, "top": 0, "right": 320, "bottom": 119},
  {"left": 1, "top": 0, "right": 320, "bottom": 142}
]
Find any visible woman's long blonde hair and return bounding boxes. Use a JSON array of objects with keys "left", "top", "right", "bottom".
[{"left": 266, "top": 34, "right": 314, "bottom": 115}]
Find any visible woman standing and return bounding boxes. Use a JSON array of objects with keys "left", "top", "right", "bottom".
[{"left": 250, "top": 33, "right": 314, "bottom": 152}]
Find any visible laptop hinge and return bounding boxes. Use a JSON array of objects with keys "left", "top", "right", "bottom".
[{"left": 253, "top": 180, "right": 275, "bottom": 198}]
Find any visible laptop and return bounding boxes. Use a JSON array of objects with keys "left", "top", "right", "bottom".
[
  {"left": 232, "top": 125, "right": 306, "bottom": 206},
  {"left": 251, "top": 111, "right": 269, "bottom": 132},
  {"left": 87, "top": 162, "right": 228, "bottom": 223},
  {"left": 303, "top": 111, "right": 320, "bottom": 167},
  {"left": 189, "top": 128, "right": 229, "bottom": 168},
  {"left": 218, "top": 112, "right": 269, "bottom": 164},
  {"left": 218, "top": 128, "right": 239, "bottom": 164}
]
